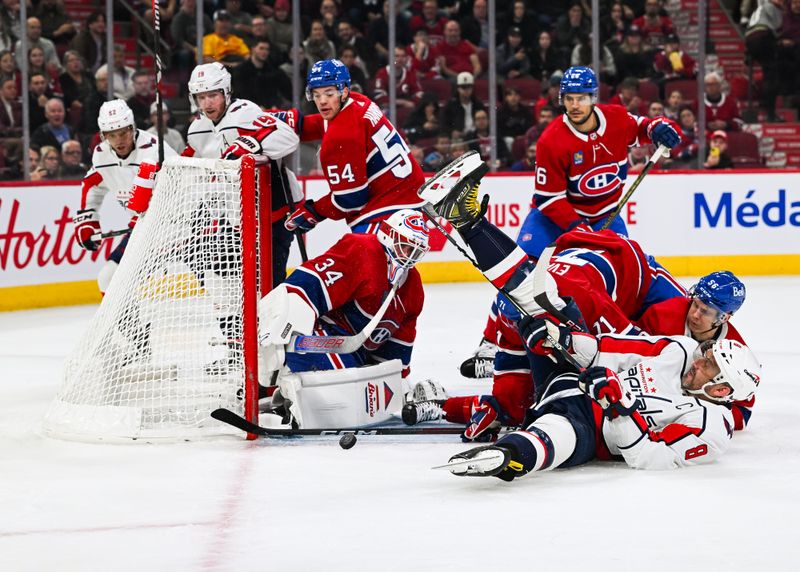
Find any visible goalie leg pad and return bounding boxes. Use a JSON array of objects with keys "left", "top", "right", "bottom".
[{"left": 279, "top": 360, "right": 405, "bottom": 428}]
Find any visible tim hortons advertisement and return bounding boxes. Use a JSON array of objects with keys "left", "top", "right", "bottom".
[{"left": 0, "top": 184, "right": 129, "bottom": 288}]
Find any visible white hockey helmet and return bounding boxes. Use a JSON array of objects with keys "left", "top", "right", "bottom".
[
  {"left": 97, "top": 99, "right": 135, "bottom": 133},
  {"left": 377, "top": 209, "right": 431, "bottom": 269},
  {"left": 687, "top": 339, "right": 761, "bottom": 403},
  {"left": 188, "top": 62, "right": 232, "bottom": 108}
]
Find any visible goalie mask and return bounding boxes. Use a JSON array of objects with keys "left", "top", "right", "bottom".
[
  {"left": 684, "top": 339, "right": 761, "bottom": 403},
  {"left": 188, "top": 62, "right": 232, "bottom": 110},
  {"left": 377, "top": 209, "right": 430, "bottom": 270},
  {"left": 98, "top": 99, "right": 135, "bottom": 133}
]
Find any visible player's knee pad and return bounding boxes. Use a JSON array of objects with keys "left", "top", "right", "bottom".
[
  {"left": 497, "top": 413, "right": 577, "bottom": 477},
  {"left": 97, "top": 260, "right": 119, "bottom": 294},
  {"left": 274, "top": 359, "right": 405, "bottom": 428}
]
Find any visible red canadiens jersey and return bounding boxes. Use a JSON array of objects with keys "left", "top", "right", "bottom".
[
  {"left": 300, "top": 91, "right": 426, "bottom": 227},
  {"left": 635, "top": 296, "right": 752, "bottom": 431},
  {"left": 284, "top": 233, "right": 424, "bottom": 376},
  {"left": 550, "top": 229, "right": 653, "bottom": 331},
  {"left": 533, "top": 104, "right": 657, "bottom": 229}
]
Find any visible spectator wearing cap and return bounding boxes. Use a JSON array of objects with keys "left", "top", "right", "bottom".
[
  {"left": 233, "top": 38, "right": 292, "bottom": 109},
  {"left": 69, "top": 11, "right": 107, "bottom": 74},
  {"left": 373, "top": 46, "right": 423, "bottom": 110},
  {"left": 265, "top": 0, "right": 293, "bottom": 59},
  {"left": 632, "top": 0, "right": 675, "bottom": 49},
  {"left": 147, "top": 102, "right": 186, "bottom": 155},
  {"left": 31, "top": 98, "right": 74, "bottom": 151},
  {"left": 703, "top": 129, "right": 734, "bottom": 169},
  {"left": 434, "top": 20, "right": 481, "bottom": 81},
  {"left": 534, "top": 72, "right": 563, "bottom": 121},
  {"left": 614, "top": 25, "right": 655, "bottom": 80},
  {"left": 440, "top": 71, "right": 486, "bottom": 136},
  {"left": 58, "top": 139, "right": 88, "bottom": 179},
  {"left": 409, "top": 0, "right": 450, "bottom": 46},
  {"left": 497, "top": 26, "right": 531, "bottom": 80},
  {"left": 703, "top": 71, "right": 741, "bottom": 132},
  {"left": 529, "top": 30, "right": 564, "bottom": 84},
  {"left": 203, "top": 10, "right": 250, "bottom": 66},
  {"left": 653, "top": 33, "right": 696, "bottom": 81},
  {"left": 95, "top": 44, "right": 136, "bottom": 100}
]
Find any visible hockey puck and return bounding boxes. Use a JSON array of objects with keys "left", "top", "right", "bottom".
[{"left": 339, "top": 433, "right": 357, "bottom": 449}]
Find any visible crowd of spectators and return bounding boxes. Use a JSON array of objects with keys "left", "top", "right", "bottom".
[{"left": 1, "top": 0, "right": 796, "bottom": 180}]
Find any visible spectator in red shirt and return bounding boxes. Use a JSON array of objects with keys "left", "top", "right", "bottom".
[
  {"left": 373, "top": 46, "right": 423, "bottom": 110},
  {"left": 533, "top": 73, "right": 562, "bottom": 121},
  {"left": 609, "top": 76, "right": 649, "bottom": 115},
  {"left": 434, "top": 19, "right": 481, "bottom": 81},
  {"left": 409, "top": 0, "right": 449, "bottom": 45},
  {"left": 407, "top": 28, "right": 439, "bottom": 78},
  {"left": 704, "top": 71, "right": 741, "bottom": 131},
  {"left": 633, "top": 0, "right": 675, "bottom": 49},
  {"left": 653, "top": 33, "right": 696, "bottom": 80}
]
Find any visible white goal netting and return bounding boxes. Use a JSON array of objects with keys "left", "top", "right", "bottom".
[{"left": 43, "top": 157, "right": 267, "bottom": 442}]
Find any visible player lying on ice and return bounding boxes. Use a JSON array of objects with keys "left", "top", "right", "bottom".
[
  {"left": 256, "top": 209, "right": 430, "bottom": 429},
  {"left": 403, "top": 152, "right": 756, "bottom": 438}
]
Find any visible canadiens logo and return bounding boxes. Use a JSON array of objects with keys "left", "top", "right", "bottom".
[
  {"left": 577, "top": 163, "right": 622, "bottom": 197},
  {"left": 402, "top": 213, "right": 430, "bottom": 238},
  {"left": 573, "top": 151, "right": 584, "bottom": 165}
]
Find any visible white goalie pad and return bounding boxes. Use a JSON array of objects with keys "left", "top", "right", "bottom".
[{"left": 275, "top": 360, "right": 405, "bottom": 428}]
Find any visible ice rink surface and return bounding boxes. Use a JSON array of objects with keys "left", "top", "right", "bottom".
[{"left": 1, "top": 278, "right": 799, "bottom": 571}]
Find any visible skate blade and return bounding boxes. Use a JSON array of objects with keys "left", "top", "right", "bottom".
[{"left": 430, "top": 453, "right": 506, "bottom": 471}]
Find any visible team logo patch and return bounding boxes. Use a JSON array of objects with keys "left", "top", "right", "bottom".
[
  {"left": 577, "top": 163, "right": 622, "bottom": 197},
  {"left": 364, "top": 382, "right": 380, "bottom": 417},
  {"left": 745, "top": 368, "right": 761, "bottom": 386},
  {"left": 573, "top": 151, "right": 584, "bottom": 165}
]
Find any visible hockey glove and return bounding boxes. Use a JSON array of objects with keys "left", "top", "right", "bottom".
[
  {"left": 647, "top": 117, "right": 682, "bottom": 149},
  {"left": 223, "top": 135, "right": 262, "bottom": 160},
  {"left": 578, "top": 367, "right": 638, "bottom": 419},
  {"left": 463, "top": 395, "right": 504, "bottom": 442},
  {"left": 518, "top": 315, "right": 573, "bottom": 365},
  {"left": 285, "top": 200, "right": 325, "bottom": 233},
  {"left": 74, "top": 209, "right": 101, "bottom": 251},
  {"left": 127, "top": 161, "right": 158, "bottom": 213}
]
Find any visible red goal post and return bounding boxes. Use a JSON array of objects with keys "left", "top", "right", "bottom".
[{"left": 43, "top": 155, "right": 271, "bottom": 442}]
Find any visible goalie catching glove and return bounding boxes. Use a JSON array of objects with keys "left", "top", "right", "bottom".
[
  {"left": 74, "top": 209, "right": 101, "bottom": 251},
  {"left": 578, "top": 366, "right": 638, "bottom": 418}
]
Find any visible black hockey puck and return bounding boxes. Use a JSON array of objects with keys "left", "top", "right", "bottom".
[{"left": 339, "top": 433, "right": 357, "bottom": 449}]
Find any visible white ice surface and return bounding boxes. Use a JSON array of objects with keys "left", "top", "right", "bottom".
[{"left": 1, "top": 279, "right": 799, "bottom": 571}]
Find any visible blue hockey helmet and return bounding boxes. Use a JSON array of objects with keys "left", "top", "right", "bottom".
[
  {"left": 690, "top": 271, "right": 746, "bottom": 316},
  {"left": 559, "top": 66, "right": 598, "bottom": 104},
  {"left": 305, "top": 59, "right": 351, "bottom": 101}
]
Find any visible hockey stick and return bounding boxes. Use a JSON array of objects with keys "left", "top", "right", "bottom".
[
  {"left": 287, "top": 267, "right": 405, "bottom": 354},
  {"left": 92, "top": 227, "right": 132, "bottom": 242},
  {"left": 277, "top": 166, "right": 309, "bottom": 262},
  {"left": 211, "top": 407, "right": 468, "bottom": 436},
  {"left": 599, "top": 144, "right": 668, "bottom": 231},
  {"left": 151, "top": 0, "right": 164, "bottom": 164}
]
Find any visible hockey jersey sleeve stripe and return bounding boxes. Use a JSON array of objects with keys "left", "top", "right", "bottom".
[
  {"left": 80, "top": 171, "right": 104, "bottom": 210},
  {"left": 483, "top": 246, "right": 528, "bottom": 288},
  {"left": 597, "top": 335, "right": 678, "bottom": 358},
  {"left": 331, "top": 186, "right": 370, "bottom": 212},
  {"left": 648, "top": 422, "right": 703, "bottom": 445},
  {"left": 731, "top": 403, "right": 751, "bottom": 430},
  {"left": 285, "top": 267, "right": 331, "bottom": 316}
]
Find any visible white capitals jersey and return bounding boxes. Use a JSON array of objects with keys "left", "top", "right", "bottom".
[
  {"left": 185, "top": 98, "right": 299, "bottom": 159},
  {"left": 578, "top": 334, "right": 736, "bottom": 470},
  {"left": 81, "top": 129, "right": 178, "bottom": 214}
]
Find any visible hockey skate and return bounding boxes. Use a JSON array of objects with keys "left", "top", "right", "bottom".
[
  {"left": 459, "top": 337, "right": 496, "bottom": 378},
  {"left": 434, "top": 445, "right": 519, "bottom": 479},
  {"left": 418, "top": 151, "right": 490, "bottom": 232},
  {"left": 401, "top": 400, "right": 445, "bottom": 425},
  {"left": 410, "top": 379, "right": 449, "bottom": 403}
]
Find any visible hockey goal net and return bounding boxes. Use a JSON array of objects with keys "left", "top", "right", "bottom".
[{"left": 43, "top": 156, "right": 271, "bottom": 442}]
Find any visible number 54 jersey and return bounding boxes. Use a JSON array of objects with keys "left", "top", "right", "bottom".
[{"left": 300, "top": 91, "right": 426, "bottom": 228}]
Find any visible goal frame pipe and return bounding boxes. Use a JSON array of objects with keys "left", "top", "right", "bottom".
[{"left": 240, "top": 155, "right": 271, "bottom": 439}]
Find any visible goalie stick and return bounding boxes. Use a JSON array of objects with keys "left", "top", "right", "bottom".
[
  {"left": 287, "top": 267, "right": 405, "bottom": 354},
  {"left": 211, "top": 407, "right": 470, "bottom": 436}
]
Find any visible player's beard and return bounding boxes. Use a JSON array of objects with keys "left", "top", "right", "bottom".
[{"left": 568, "top": 107, "right": 594, "bottom": 128}]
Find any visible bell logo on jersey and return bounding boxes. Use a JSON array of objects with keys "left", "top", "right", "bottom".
[{"left": 577, "top": 163, "right": 622, "bottom": 197}]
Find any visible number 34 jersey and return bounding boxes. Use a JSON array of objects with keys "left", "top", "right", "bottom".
[
  {"left": 300, "top": 91, "right": 426, "bottom": 228},
  {"left": 283, "top": 233, "right": 425, "bottom": 376}
]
